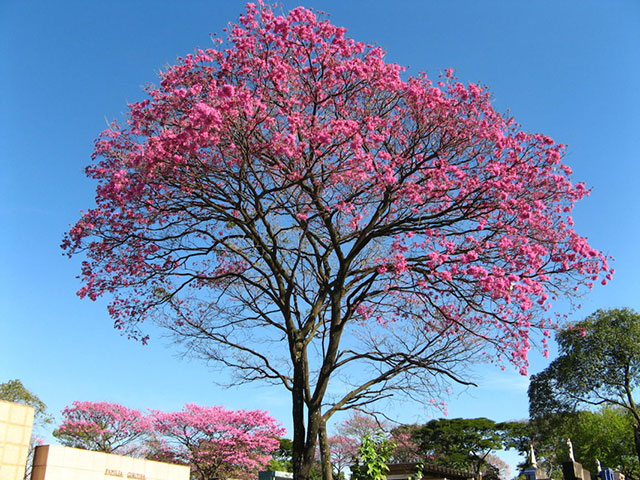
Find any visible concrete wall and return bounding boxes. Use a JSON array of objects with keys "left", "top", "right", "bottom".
[
  {"left": 0, "top": 399, "right": 35, "bottom": 480},
  {"left": 30, "top": 445, "right": 190, "bottom": 480}
]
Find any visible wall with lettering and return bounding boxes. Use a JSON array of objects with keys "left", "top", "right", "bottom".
[{"left": 30, "top": 445, "right": 190, "bottom": 480}]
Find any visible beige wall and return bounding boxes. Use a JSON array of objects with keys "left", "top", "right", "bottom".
[
  {"left": 0, "top": 399, "right": 35, "bottom": 480},
  {"left": 30, "top": 445, "right": 190, "bottom": 480}
]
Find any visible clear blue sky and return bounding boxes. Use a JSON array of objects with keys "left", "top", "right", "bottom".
[{"left": 1, "top": 0, "right": 639, "bottom": 475}]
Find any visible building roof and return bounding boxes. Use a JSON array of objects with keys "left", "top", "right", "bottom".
[{"left": 386, "top": 462, "right": 476, "bottom": 480}]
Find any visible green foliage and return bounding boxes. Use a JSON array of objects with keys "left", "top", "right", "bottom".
[
  {"left": 528, "top": 308, "right": 640, "bottom": 471},
  {"left": 525, "top": 407, "right": 639, "bottom": 478},
  {"left": 351, "top": 434, "right": 395, "bottom": 480},
  {"left": 572, "top": 407, "right": 639, "bottom": 476},
  {"left": 268, "top": 438, "right": 293, "bottom": 472},
  {"left": 408, "top": 461, "right": 424, "bottom": 480},
  {"left": 411, "top": 418, "right": 514, "bottom": 476},
  {"left": 523, "top": 414, "right": 569, "bottom": 478},
  {"left": 498, "top": 421, "right": 530, "bottom": 453},
  {"left": 529, "top": 308, "right": 640, "bottom": 421},
  {"left": 0, "top": 379, "right": 53, "bottom": 427}
]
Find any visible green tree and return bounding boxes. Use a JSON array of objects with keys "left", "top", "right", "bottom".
[
  {"left": 268, "top": 438, "right": 294, "bottom": 472},
  {"left": 529, "top": 308, "right": 640, "bottom": 465},
  {"left": 522, "top": 414, "right": 568, "bottom": 478},
  {"left": 0, "top": 379, "right": 53, "bottom": 427},
  {"left": 571, "top": 407, "right": 639, "bottom": 477},
  {"left": 521, "top": 408, "right": 639, "bottom": 479},
  {"left": 411, "top": 418, "right": 515, "bottom": 478}
]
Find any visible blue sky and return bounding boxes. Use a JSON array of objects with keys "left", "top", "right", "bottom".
[{"left": 1, "top": 0, "right": 639, "bottom": 475}]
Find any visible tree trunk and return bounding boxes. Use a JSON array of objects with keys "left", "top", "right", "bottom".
[
  {"left": 318, "top": 420, "right": 333, "bottom": 480},
  {"left": 291, "top": 350, "right": 324, "bottom": 480},
  {"left": 633, "top": 423, "right": 640, "bottom": 468},
  {"left": 292, "top": 359, "right": 311, "bottom": 480}
]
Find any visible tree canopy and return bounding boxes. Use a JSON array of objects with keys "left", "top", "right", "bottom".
[
  {"left": 63, "top": 3, "right": 610, "bottom": 480},
  {"left": 522, "top": 407, "right": 639, "bottom": 479},
  {"left": 152, "top": 404, "right": 284, "bottom": 480},
  {"left": 409, "top": 418, "right": 520, "bottom": 478},
  {"left": 52, "top": 400, "right": 283, "bottom": 480},
  {"left": 268, "top": 438, "right": 294, "bottom": 472},
  {"left": 563, "top": 407, "right": 638, "bottom": 477},
  {"left": 529, "top": 308, "right": 640, "bottom": 465},
  {"left": 53, "top": 401, "right": 152, "bottom": 454},
  {"left": 0, "top": 379, "right": 53, "bottom": 427}
]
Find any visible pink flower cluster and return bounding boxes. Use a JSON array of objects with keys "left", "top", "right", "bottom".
[
  {"left": 55, "top": 401, "right": 151, "bottom": 454},
  {"left": 152, "top": 404, "right": 285, "bottom": 479},
  {"left": 62, "top": 1, "right": 611, "bottom": 377},
  {"left": 55, "top": 401, "right": 284, "bottom": 479}
]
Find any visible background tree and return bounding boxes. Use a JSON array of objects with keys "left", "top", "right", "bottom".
[
  {"left": 336, "top": 414, "right": 388, "bottom": 441},
  {"left": 529, "top": 308, "right": 640, "bottom": 465},
  {"left": 0, "top": 379, "right": 54, "bottom": 427},
  {"left": 268, "top": 438, "right": 294, "bottom": 472},
  {"left": 411, "top": 418, "right": 515, "bottom": 478},
  {"left": 152, "top": 404, "right": 284, "bottom": 480},
  {"left": 53, "top": 401, "right": 151, "bottom": 454},
  {"left": 326, "top": 435, "right": 359, "bottom": 479},
  {"left": 509, "top": 414, "right": 569, "bottom": 479},
  {"left": 519, "top": 408, "right": 639, "bottom": 479},
  {"left": 483, "top": 454, "right": 510, "bottom": 480},
  {"left": 568, "top": 407, "right": 639, "bottom": 477},
  {"left": 63, "top": 3, "right": 610, "bottom": 480},
  {"left": 388, "top": 427, "right": 421, "bottom": 463},
  {"left": 143, "top": 433, "right": 183, "bottom": 465}
]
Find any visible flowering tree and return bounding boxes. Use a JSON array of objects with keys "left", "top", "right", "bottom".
[
  {"left": 151, "top": 404, "right": 284, "bottom": 480},
  {"left": 53, "top": 401, "right": 151, "bottom": 454},
  {"left": 63, "top": 3, "right": 610, "bottom": 479},
  {"left": 389, "top": 429, "right": 421, "bottom": 463},
  {"left": 337, "top": 413, "right": 388, "bottom": 441},
  {"left": 327, "top": 435, "right": 359, "bottom": 478},
  {"left": 318, "top": 412, "right": 388, "bottom": 478},
  {"left": 483, "top": 454, "right": 511, "bottom": 480},
  {"left": 143, "top": 433, "right": 183, "bottom": 465}
]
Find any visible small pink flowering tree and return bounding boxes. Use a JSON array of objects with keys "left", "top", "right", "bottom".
[
  {"left": 317, "top": 413, "right": 388, "bottom": 479},
  {"left": 151, "top": 404, "right": 284, "bottom": 480},
  {"left": 143, "top": 433, "right": 182, "bottom": 465},
  {"left": 63, "top": 3, "right": 611, "bottom": 479},
  {"left": 389, "top": 430, "right": 421, "bottom": 463},
  {"left": 337, "top": 413, "right": 388, "bottom": 441},
  {"left": 53, "top": 401, "right": 152, "bottom": 454},
  {"left": 327, "top": 435, "right": 359, "bottom": 478}
]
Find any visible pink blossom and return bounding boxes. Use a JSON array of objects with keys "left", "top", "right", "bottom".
[
  {"left": 54, "top": 401, "right": 151, "bottom": 454},
  {"left": 152, "top": 404, "right": 284, "bottom": 480},
  {"left": 220, "top": 84, "right": 235, "bottom": 97},
  {"left": 62, "top": 3, "right": 613, "bottom": 466}
]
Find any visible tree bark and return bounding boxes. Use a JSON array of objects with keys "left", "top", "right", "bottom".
[
  {"left": 318, "top": 421, "right": 333, "bottom": 480},
  {"left": 291, "top": 344, "right": 324, "bottom": 480},
  {"left": 633, "top": 424, "right": 640, "bottom": 468},
  {"left": 292, "top": 358, "right": 311, "bottom": 480}
]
